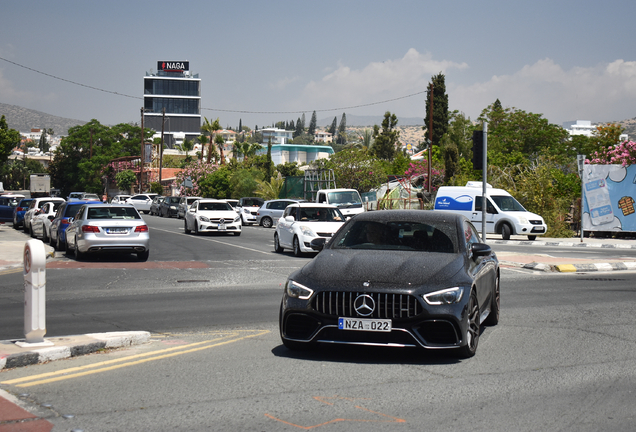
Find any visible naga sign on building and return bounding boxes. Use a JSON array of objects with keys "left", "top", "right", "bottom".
[{"left": 157, "top": 61, "right": 189, "bottom": 72}]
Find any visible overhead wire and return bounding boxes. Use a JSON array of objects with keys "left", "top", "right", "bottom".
[{"left": 0, "top": 56, "right": 426, "bottom": 115}]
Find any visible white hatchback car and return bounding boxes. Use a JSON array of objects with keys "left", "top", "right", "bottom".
[
  {"left": 184, "top": 199, "right": 242, "bottom": 236},
  {"left": 274, "top": 203, "right": 345, "bottom": 256},
  {"left": 30, "top": 200, "right": 64, "bottom": 242}
]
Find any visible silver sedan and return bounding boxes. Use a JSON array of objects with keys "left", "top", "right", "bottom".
[{"left": 65, "top": 204, "right": 150, "bottom": 261}]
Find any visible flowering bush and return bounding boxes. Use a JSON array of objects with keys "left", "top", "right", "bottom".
[
  {"left": 174, "top": 160, "right": 219, "bottom": 196},
  {"left": 404, "top": 160, "right": 445, "bottom": 192},
  {"left": 587, "top": 140, "right": 636, "bottom": 166}
]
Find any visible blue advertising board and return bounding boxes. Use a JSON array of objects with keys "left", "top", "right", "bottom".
[{"left": 582, "top": 164, "right": 636, "bottom": 232}]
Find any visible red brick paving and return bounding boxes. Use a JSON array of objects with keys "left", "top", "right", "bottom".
[{"left": 0, "top": 396, "right": 53, "bottom": 432}]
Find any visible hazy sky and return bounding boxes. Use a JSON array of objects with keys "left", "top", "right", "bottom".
[{"left": 1, "top": 0, "right": 634, "bottom": 130}]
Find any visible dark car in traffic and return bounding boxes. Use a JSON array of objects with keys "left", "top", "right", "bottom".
[
  {"left": 279, "top": 210, "right": 500, "bottom": 358},
  {"left": 12, "top": 198, "right": 34, "bottom": 229},
  {"left": 160, "top": 196, "right": 181, "bottom": 218}
]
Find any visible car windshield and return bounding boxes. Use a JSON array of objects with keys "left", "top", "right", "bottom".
[
  {"left": 87, "top": 207, "right": 140, "bottom": 219},
  {"left": 241, "top": 198, "right": 264, "bottom": 207},
  {"left": 199, "top": 202, "right": 232, "bottom": 211},
  {"left": 65, "top": 203, "right": 85, "bottom": 217},
  {"left": 490, "top": 195, "right": 526, "bottom": 211},
  {"left": 166, "top": 197, "right": 180, "bottom": 204},
  {"left": 83, "top": 194, "right": 100, "bottom": 199},
  {"left": 186, "top": 198, "right": 199, "bottom": 205},
  {"left": 327, "top": 191, "right": 362, "bottom": 206},
  {"left": 331, "top": 220, "right": 457, "bottom": 253},
  {"left": 297, "top": 207, "right": 344, "bottom": 222}
]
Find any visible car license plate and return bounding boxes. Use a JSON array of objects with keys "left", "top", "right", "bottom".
[
  {"left": 338, "top": 318, "right": 392, "bottom": 332},
  {"left": 218, "top": 223, "right": 226, "bottom": 230},
  {"left": 107, "top": 227, "right": 128, "bottom": 234}
]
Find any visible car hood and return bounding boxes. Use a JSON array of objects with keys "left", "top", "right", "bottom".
[
  {"left": 298, "top": 249, "right": 465, "bottom": 288},
  {"left": 293, "top": 221, "right": 345, "bottom": 234},
  {"left": 197, "top": 210, "right": 237, "bottom": 218}
]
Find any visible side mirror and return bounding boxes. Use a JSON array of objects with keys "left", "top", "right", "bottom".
[
  {"left": 471, "top": 242, "right": 492, "bottom": 258},
  {"left": 48, "top": 215, "right": 55, "bottom": 221},
  {"left": 310, "top": 237, "right": 326, "bottom": 251},
  {"left": 68, "top": 217, "right": 74, "bottom": 223},
  {"left": 285, "top": 216, "right": 294, "bottom": 222}
]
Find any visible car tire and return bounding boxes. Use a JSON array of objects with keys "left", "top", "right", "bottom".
[
  {"left": 42, "top": 227, "right": 49, "bottom": 243},
  {"left": 484, "top": 275, "right": 500, "bottom": 326},
  {"left": 501, "top": 224, "right": 511, "bottom": 240},
  {"left": 23, "top": 222, "right": 29, "bottom": 234},
  {"left": 13, "top": 217, "right": 19, "bottom": 229},
  {"left": 137, "top": 250, "right": 149, "bottom": 261},
  {"left": 30, "top": 225, "right": 36, "bottom": 238},
  {"left": 528, "top": 235, "right": 536, "bottom": 241},
  {"left": 261, "top": 217, "right": 273, "bottom": 228},
  {"left": 457, "top": 290, "right": 480, "bottom": 358},
  {"left": 293, "top": 236, "right": 304, "bottom": 257},
  {"left": 184, "top": 220, "right": 191, "bottom": 234},
  {"left": 274, "top": 233, "right": 284, "bottom": 253},
  {"left": 73, "top": 237, "right": 84, "bottom": 261},
  {"left": 194, "top": 222, "right": 199, "bottom": 235},
  {"left": 57, "top": 236, "right": 65, "bottom": 252}
]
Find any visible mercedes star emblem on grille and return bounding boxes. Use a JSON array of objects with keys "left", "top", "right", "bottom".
[
  {"left": 219, "top": 218, "right": 225, "bottom": 223},
  {"left": 354, "top": 294, "right": 375, "bottom": 317}
]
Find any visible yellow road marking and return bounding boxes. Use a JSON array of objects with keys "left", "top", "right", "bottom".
[{"left": 2, "top": 330, "right": 269, "bottom": 387}]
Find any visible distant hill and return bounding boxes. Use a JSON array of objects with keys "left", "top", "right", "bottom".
[{"left": 0, "top": 103, "right": 87, "bottom": 135}]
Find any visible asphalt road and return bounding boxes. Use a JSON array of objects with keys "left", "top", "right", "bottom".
[{"left": 1, "top": 215, "right": 636, "bottom": 431}]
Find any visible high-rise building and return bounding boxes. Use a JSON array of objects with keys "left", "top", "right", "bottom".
[{"left": 143, "top": 61, "right": 201, "bottom": 148}]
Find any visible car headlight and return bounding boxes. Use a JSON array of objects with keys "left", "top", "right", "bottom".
[
  {"left": 199, "top": 216, "right": 210, "bottom": 222},
  {"left": 423, "top": 287, "right": 464, "bottom": 305},
  {"left": 242, "top": 208, "right": 250, "bottom": 214},
  {"left": 234, "top": 215, "right": 241, "bottom": 223},
  {"left": 299, "top": 225, "right": 316, "bottom": 237},
  {"left": 286, "top": 280, "right": 314, "bottom": 300},
  {"left": 170, "top": 206, "right": 177, "bottom": 210},
  {"left": 518, "top": 217, "right": 528, "bottom": 224}
]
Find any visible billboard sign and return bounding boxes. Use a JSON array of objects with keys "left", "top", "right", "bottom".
[
  {"left": 157, "top": 61, "right": 189, "bottom": 72},
  {"left": 582, "top": 164, "right": 636, "bottom": 232}
]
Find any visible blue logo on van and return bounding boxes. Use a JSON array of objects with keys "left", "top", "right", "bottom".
[{"left": 435, "top": 195, "right": 473, "bottom": 211}]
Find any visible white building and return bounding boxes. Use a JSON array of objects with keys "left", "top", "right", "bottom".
[
  {"left": 563, "top": 120, "right": 595, "bottom": 137},
  {"left": 563, "top": 120, "right": 628, "bottom": 141},
  {"left": 256, "top": 144, "right": 334, "bottom": 166},
  {"left": 261, "top": 128, "right": 293, "bottom": 145}
]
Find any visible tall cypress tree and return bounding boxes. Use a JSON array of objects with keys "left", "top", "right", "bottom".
[
  {"left": 308, "top": 111, "right": 317, "bottom": 137},
  {"left": 423, "top": 73, "right": 449, "bottom": 147},
  {"left": 328, "top": 116, "right": 337, "bottom": 135},
  {"left": 337, "top": 113, "right": 347, "bottom": 145}
]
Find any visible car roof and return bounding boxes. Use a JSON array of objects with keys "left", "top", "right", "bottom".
[
  {"left": 351, "top": 209, "right": 466, "bottom": 224},
  {"left": 197, "top": 199, "right": 229, "bottom": 203},
  {"left": 263, "top": 198, "right": 305, "bottom": 203}
]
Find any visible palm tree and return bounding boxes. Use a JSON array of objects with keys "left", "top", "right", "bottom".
[
  {"left": 201, "top": 117, "right": 223, "bottom": 164},
  {"left": 181, "top": 138, "right": 194, "bottom": 162}
]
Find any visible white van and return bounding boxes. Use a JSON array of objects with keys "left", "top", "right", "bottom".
[
  {"left": 315, "top": 188, "right": 365, "bottom": 217},
  {"left": 434, "top": 182, "right": 547, "bottom": 240}
]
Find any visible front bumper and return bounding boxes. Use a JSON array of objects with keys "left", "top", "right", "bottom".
[
  {"left": 280, "top": 291, "right": 469, "bottom": 350},
  {"left": 198, "top": 220, "right": 242, "bottom": 233}
]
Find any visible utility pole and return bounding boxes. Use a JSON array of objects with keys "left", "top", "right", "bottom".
[
  {"left": 140, "top": 108, "right": 144, "bottom": 194},
  {"left": 427, "top": 83, "right": 434, "bottom": 193},
  {"left": 159, "top": 107, "right": 165, "bottom": 185}
]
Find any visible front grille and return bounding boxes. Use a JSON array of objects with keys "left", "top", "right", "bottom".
[
  {"left": 529, "top": 220, "right": 543, "bottom": 225},
  {"left": 316, "top": 232, "right": 333, "bottom": 237},
  {"left": 313, "top": 291, "right": 422, "bottom": 319}
]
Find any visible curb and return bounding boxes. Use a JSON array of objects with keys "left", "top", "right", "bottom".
[
  {"left": 501, "top": 260, "right": 636, "bottom": 273},
  {"left": 0, "top": 331, "right": 151, "bottom": 371}
]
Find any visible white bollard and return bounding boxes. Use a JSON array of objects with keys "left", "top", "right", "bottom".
[{"left": 23, "top": 239, "right": 47, "bottom": 344}]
